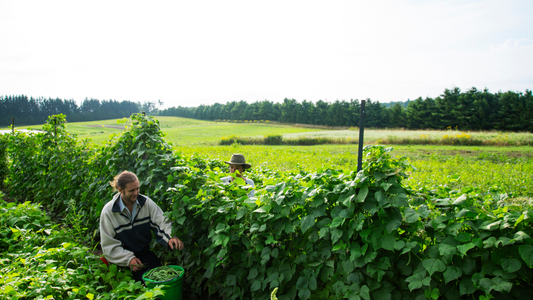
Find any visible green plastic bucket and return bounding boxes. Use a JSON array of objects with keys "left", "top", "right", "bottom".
[{"left": 142, "top": 265, "right": 185, "bottom": 300}]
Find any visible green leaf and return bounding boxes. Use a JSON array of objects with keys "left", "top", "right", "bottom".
[
  {"left": 295, "top": 254, "right": 307, "bottom": 264},
  {"left": 501, "top": 258, "right": 521, "bottom": 273},
  {"left": 439, "top": 243, "right": 457, "bottom": 256},
  {"left": 248, "top": 268, "right": 258, "bottom": 280},
  {"left": 226, "top": 275, "right": 236, "bottom": 286},
  {"left": 406, "top": 272, "right": 426, "bottom": 291},
  {"left": 236, "top": 207, "right": 248, "bottom": 220},
  {"left": 514, "top": 213, "right": 525, "bottom": 227},
  {"left": 455, "top": 208, "right": 471, "bottom": 218},
  {"left": 319, "top": 227, "right": 330, "bottom": 239},
  {"left": 385, "top": 218, "right": 401, "bottom": 233},
  {"left": 452, "top": 194, "right": 467, "bottom": 206},
  {"left": 298, "top": 288, "right": 311, "bottom": 300},
  {"left": 403, "top": 208, "right": 419, "bottom": 223},
  {"left": 519, "top": 245, "right": 533, "bottom": 267},
  {"left": 514, "top": 231, "right": 531, "bottom": 242},
  {"left": 167, "top": 175, "right": 174, "bottom": 182},
  {"left": 360, "top": 285, "right": 371, "bottom": 300},
  {"left": 250, "top": 223, "right": 260, "bottom": 233},
  {"left": 457, "top": 243, "right": 475, "bottom": 256},
  {"left": 235, "top": 177, "right": 245, "bottom": 185},
  {"left": 4, "top": 285, "right": 15, "bottom": 295},
  {"left": 425, "top": 288, "right": 440, "bottom": 300},
  {"left": 308, "top": 273, "right": 318, "bottom": 291},
  {"left": 394, "top": 240, "right": 405, "bottom": 251},
  {"left": 491, "top": 276, "right": 512, "bottom": 293},
  {"left": 331, "top": 217, "right": 343, "bottom": 229},
  {"left": 480, "top": 220, "right": 502, "bottom": 231},
  {"left": 359, "top": 229, "right": 371, "bottom": 240},
  {"left": 392, "top": 192, "right": 408, "bottom": 207},
  {"left": 342, "top": 259, "right": 354, "bottom": 275},
  {"left": 443, "top": 266, "right": 462, "bottom": 284},
  {"left": 455, "top": 232, "right": 471, "bottom": 243},
  {"left": 381, "top": 233, "right": 396, "bottom": 251},
  {"left": 176, "top": 216, "right": 186, "bottom": 225},
  {"left": 281, "top": 206, "right": 290, "bottom": 217},
  {"left": 338, "top": 190, "right": 355, "bottom": 205},
  {"left": 301, "top": 215, "right": 315, "bottom": 234},
  {"left": 296, "top": 276, "right": 308, "bottom": 289},
  {"left": 331, "top": 229, "right": 344, "bottom": 245},
  {"left": 251, "top": 280, "right": 261, "bottom": 291},
  {"left": 265, "top": 235, "right": 276, "bottom": 244},
  {"left": 357, "top": 186, "right": 368, "bottom": 202},
  {"left": 375, "top": 191, "right": 389, "bottom": 206},
  {"left": 261, "top": 247, "right": 271, "bottom": 265},
  {"left": 381, "top": 182, "right": 392, "bottom": 192},
  {"left": 459, "top": 278, "right": 476, "bottom": 295},
  {"left": 422, "top": 258, "right": 446, "bottom": 276}
]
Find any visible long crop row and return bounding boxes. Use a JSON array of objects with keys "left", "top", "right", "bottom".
[{"left": 1, "top": 114, "right": 533, "bottom": 299}]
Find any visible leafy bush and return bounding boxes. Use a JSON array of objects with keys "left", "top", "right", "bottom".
[{"left": 165, "top": 145, "right": 533, "bottom": 299}]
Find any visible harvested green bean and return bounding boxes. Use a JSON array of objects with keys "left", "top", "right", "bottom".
[{"left": 144, "top": 266, "right": 183, "bottom": 282}]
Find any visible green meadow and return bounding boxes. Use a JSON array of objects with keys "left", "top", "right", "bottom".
[
  {"left": 8, "top": 116, "right": 533, "bottom": 198},
  {"left": 59, "top": 117, "right": 323, "bottom": 146}
]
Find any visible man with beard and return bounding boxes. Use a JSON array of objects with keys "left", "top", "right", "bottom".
[{"left": 99, "top": 171, "right": 184, "bottom": 281}]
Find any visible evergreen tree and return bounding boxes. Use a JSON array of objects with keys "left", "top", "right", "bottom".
[{"left": 388, "top": 103, "right": 406, "bottom": 128}]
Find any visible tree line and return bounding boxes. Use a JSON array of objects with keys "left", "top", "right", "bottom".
[
  {"left": 3, "top": 87, "right": 532, "bottom": 131},
  {"left": 0, "top": 95, "right": 157, "bottom": 126},
  {"left": 157, "top": 87, "right": 533, "bottom": 132}
]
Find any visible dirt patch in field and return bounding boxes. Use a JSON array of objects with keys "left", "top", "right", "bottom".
[{"left": 86, "top": 125, "right": 125, "bottom": 130}]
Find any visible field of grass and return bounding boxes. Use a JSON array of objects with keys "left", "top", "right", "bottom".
[
  {"left": 6, "top": 116, "right": 533, "bottom": 198},
  {"left": 60, "top": 117, "right": 325, "bottom": 146},
  {"left": 9, "top": 116, "right": 533, "bottom": 146}
]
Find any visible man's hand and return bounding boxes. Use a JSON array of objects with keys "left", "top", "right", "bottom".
[
  {"left": 169, "top": 238, "right": 184, "bottom": 250},
  {"left": 129, "top": 257, "right": 143, "bottom": 272}
]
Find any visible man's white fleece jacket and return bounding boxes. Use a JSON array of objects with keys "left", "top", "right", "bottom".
[{"left": 99, "top": 193, "right": 173, "bottom": 267}]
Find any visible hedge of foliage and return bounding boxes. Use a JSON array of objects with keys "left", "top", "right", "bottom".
[{"left": 1, "top": 114, "right": 533, "bottom": 299}]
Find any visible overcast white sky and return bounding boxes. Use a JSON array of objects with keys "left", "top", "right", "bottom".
[{"left": 1, "top": 0, "right": 532, "bottom": 108}]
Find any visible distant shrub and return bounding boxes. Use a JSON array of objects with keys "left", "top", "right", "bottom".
[{"left": 264, "top": 134, "right": 283, "bottom": 145}]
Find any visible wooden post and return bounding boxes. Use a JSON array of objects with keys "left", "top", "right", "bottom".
[
  {"left": 357, "top": 100, "right": 366, "bottom": 172},
  {"left": 12, "top": 117, "right": 14, "bottom": 134}
]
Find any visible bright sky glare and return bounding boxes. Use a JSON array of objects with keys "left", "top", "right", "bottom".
[{"left": 1, "top": 0, "right": 532, "bottom": 108}]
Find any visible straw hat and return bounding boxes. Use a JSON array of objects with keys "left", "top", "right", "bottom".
[{"left": 225, "top": 154, "right": 251, "bottom": 169}]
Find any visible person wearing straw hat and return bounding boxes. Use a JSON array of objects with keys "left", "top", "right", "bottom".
[{"left": 221, "top": 153, "right": 255, "bottom": 197}]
